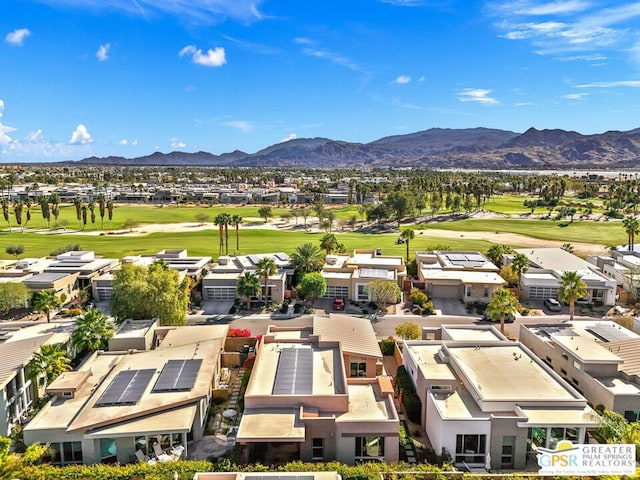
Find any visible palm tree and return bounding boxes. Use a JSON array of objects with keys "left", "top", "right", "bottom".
[
  {"left": 237, "top": 272, "right": 261, "bottom": 310},
  {"left": 558, "top": 271, "right": 588, "bottom": 321},
  {"left": 213, "top": 213, "right": 226, "bottom": 256},
  {"left": 49, "top": 194, "right": 61, "bottom": 229},
  {"left": 255, "top": 257, "right": 277, "bottom": 307},
  {"left": 510, "top": 252, "right": 529, "bottom": 297},
  {"left": 400, "top": 229, "right": 416, "bottom": 263},
  {"left": 319, "top": 233, "right": 340, "bottom": 255},
  {"left": 97, "top": 194, "right": 106, "bottom": 230},
  {"left": 221, "top": 213, "right": 232, "bottom": 256},
  {"left": 32, "top": 290, "right": 61, "bottom": 323},
  {"left": 231, "top": 214, "right": 243, "bottom": 252},
  {"left": 106, "top": 199, "right": 115, "bottom": 229},
  {"left": 291, "top": 242, "right": 325, "bottom": 282},
  {"left": 561, "top": 243, "right": 575, "bottom": 254},
  {"left": 23, "top": 198, "right": 32, "bottom": 228},
  {"left": 73, "top": 196, "right": 83, "bottom": 229},
  {"left": 1, "top": 198, "right": 11, "bottom": 231},
  {"left": 28, "top": 344, "right": 71, "bottom": 387},
  {"left": 71, "top": 309, "right": 115, "bottom": 353},
  {"left": 486, "top": 244, "right": 512, "bottom": 267},
  {"left": 622, "top": 215, "right": 640, "bottom": 251},
  {"left": 486, "top": 288, "right": 519, "bottom": 334}
]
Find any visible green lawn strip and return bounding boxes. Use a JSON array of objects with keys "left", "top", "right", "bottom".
[
  {"left": 419, "top": 219, "right": 624, "bottom": 245},
  {"left": 0, "top": 228, "right": 503, "bottom": 260}
]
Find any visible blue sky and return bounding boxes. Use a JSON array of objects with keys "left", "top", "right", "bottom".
[{"left": 2, "top": 0, "right": 640, "bottom": 162}]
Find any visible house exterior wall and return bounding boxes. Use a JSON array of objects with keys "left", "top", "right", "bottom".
[{"left": 489, "top": 416, "right": 529, "bottom": 471}]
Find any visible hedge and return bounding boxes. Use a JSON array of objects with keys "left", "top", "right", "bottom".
[{"left": 396, "top": 365, "right": 422, "bottom": 424}]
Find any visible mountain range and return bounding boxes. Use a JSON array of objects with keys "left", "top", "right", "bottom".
[{"left": 73, "top": 127, "right": 640, "bottom": 168}]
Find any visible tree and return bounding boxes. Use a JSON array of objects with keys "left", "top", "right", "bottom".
[
  {"left": 213, "top": 213, "right": 226, "bottom": 256},
  {"left": 395, "top": 321, "right": 421, "bottom": 340},
  {"left": 319, "top": 233, "right": 340, "bottom": 254},
  {"left": 14, "top": 200, "right": 23, "bottom": 231},
  {"left": 73, "top": 196, "right": 83, "bottom": 229},
  {"left": 592, "top": 409, "right": 640, "bottom": 458},
  {"left": 0, "top": 283, "right": 28, "bottom": 316},
  {"left": 49, "top": 194, "right": 61, "bottom": 228},
  {"left": 561, "top": 242, "right": 574, "bottom": 253},
  {"left": 195, "top": 213, "right": 211, "bottom": 225},
  {"left": 510, "top": 252, "right": 529, "bottom": 296},
  {"left": 297, "top": 272, "right": 327, "bottom": 305},
  {"left": 106, "top": 199, "right": 115, "bottom": 229},
  {"left": 486, "top": 244, "right": 512, "bottom": 266},
  {"left": 81, "top": 205, "right": 88, "bottom": 230},
  {"left": 558, "top": 271, "right": 588, "bottom": 321},
  {"left": 291, "top": 242, "right": 325, "bottom": 282},
  {"left": 31, "top": 290, "right": 61, "bottom": 323},
  {"left": 623, "top": 215, "right": 640, "bottom": 251},
  {"left": 255, "top": 257, "right": 277, "bottom": 306},
  {"left": 385, "top": 191, "right": 414, "bottom": 227},
  {"left": 400, "top": 229, "right": 415, "bottom": 263},
  {"left": 5, "top": 245, "right": 25, "bottom": 259},
  {"left": 231, "top": 214, "right": 243, "bottom": 252},
  {"left": 300, "top": 208, "right": 310, "bottom": 229},
  {"left": 122, "top": 218, "right": 139, "bottom": 232},
  {"left": 221, "top": 212, "right": 232, "bottom": 256},
  {"left": 368, "top": 280, "right": 401, "bottom": 309},
  {"left": 110, "top": 262, "right": 190, "bottom": 326},
  {"left": 28, "top": 344, "right": 71, "bottom": 386},
  {"left": 1, "top": 198, "right": 11, "bottom": 231},
  {"left": 258, "top": 206, "right": 273, "bottom": 223},
  {"left": 237, "top": 272, "right": 261, "bottom": 310},
  {"left": 98, "top": 193, "right": 107, "bottom": 230},
  {"left": 71, "top": 309, "right": 115, "bottom": 354},
  {"left": 486, "top": 288, "right": 519, "bottom": 334}
]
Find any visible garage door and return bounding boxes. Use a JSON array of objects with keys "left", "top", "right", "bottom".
[
  {"left": 325, "top": 285, "right": 349, "bottom": 298},
  {"left": 528, "top": 286, "right": 558, "bottom": 300},
  {"left": 204, "top": 287, "right": 237, "bottom": 301},
  {"left": 431, "top": 285, "right": 460, "bottom": 299}
]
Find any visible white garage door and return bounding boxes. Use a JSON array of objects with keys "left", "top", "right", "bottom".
[
  {"left": 431, "top": 285, "right": 459, "bottom": 299},
  {"left": 204, "top": 287, "right": 237, "bottom": 301},
  {"left": 529, "top": 286, "right": 558, "bottom": 300},
  {"left": 325, "top": 285, "right": 349, "bottom": 298}
]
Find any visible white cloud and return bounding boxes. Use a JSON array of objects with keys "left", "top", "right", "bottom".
[
  {"left": 119, "top": 139, "right": 128, "bottom": 145},
  {"left": 69, "top": 124, "right": 93, "bottom": 145},
  {"left": 280, "top": 133, "right": 297, "bottom": 143},
  {"left": 418, "top": 75, "right": 426, "bottom": 82},
  {"left": 0, "top": 99, "right": 4, "bottom": 118},
  {"left": 0, "top": 100, "right": 17, "bottom": 144},
  {"left": 293, "top": 37, "right": 314, "bottom": 45},
  {"left": 501, "top": 0, "right": 592, "bottom": 16},
  {"left": 223, "top": 120, "right": 254, "bottom": 133},
  {"left": 179, "top": 45, "right": 226, "bottom": 67},
  {"left": 458, "top": 88, "right": 499, "bottom": 105},
  {"left": 394, "top": 75, "right": 411, "bottom": 84},
  {"left": 380, "top": 0, "right": 423, "bottom": 6},
  {"left": 576, "top": 80, "right": 640, "bottom": 88},
  {"left": 96, "top": 43, "right": 111, "bottom": 61},
  {"left": 132, "top": 139, "right": 138, "bottom": 146},
  {"left": 301, "top": 47, "right": 363, "bottom": 72},
  {"left": 562, "top": 92, "right": 589, "bottom": 99},
  {"left": 35, "top": 0, "right": 263, "bottom": 25},
  {"left": 170, "top": 139, "right": 186, "bottom": 149},
  {"left": 5, "top": 28, "right": 31, "bottom": 46}
]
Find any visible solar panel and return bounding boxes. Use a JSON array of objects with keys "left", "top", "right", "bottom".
[
  {"left": 152, "top": 359, "right": 202, "bottom": 392},
  {"left": 587, "top": 326, "right": 634, "bottom": 343},
  {"left": 359, "top": 268, "right": 389, "bottom": 279},
  {"left": 465, "top": 254, "right": 486, "bottom": 262},
  {"left": 248, "top": 255, "right": 260, "bottom": 265},
  {"left": 275, "top": 253, "right": 290, "bottom": 261},
  {"left": 446, "top": 253, "right": 466, "bottom": 262},
  {"left": 273, "top": 347, "right": 313, "bottom": 395},
  {"left": 95, "top": 369, "right": 155, "bottom": 406}
]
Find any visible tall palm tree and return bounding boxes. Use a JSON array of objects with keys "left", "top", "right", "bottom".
[
  {"left": 13, "top": 200, "right": 23, "bottom": 232},
  {"left": 32, "top": 290, "right": 61, "bottom": 323},
  {"left": 1, "top": 198, "right": 11, "bottom": 231},
  {"left": 291, "top": 242, "right": 325, "bottom": 282},
  {"left": 319, "top": 233, "right": 339, "bottom": 255},
  {"left": 71, "top": 309, "right": 115, "bottom": 353},
  {"left": 23, "top": 198, "right": 32, "bottom": 228},
  {"left": 73, "top": 196, "right": 83, "bottom": 229},
  {"left": 106, "top": 199, "right": 115, "bottom": 229},
  {"left": 400, "top": 229, "right": 415, "bottom": 263},
  {"left": 510, "top": 252, "right": 529, "bottom": 297},
  {"left": 558, "top": 271, "right": 588, "bottom": 321},
  {"left": 213, "top": 213, "right": 226, "bottom": 256},
  {"left": 28, "top": 344, "right": 71, "bottom": 387},
  {"left": 49, "top": 194, "right": 61, "bottom": 229},
  {"left": 486, "top": 288, "right": 519, "bottom": 334},
  {"left": 622, "top": 215, "right": 640, "bottom": 251},
  {"left": 97, "top": 194, "right": 106, "bottom": 230},
  {"left": 231, "top": 214, "right": 243, "bottom": 252},
  {"left": 221, "top": 213, "right": 232, "bottom": 256},
  {"left": 486, "top": 244, "right": 512, "bottom": 267},
  {"left": 255, "top": 257, "right": 277, "bottom": 306},
  {"left": 237, "top": 272, "right": 261, "bottom": 310}
]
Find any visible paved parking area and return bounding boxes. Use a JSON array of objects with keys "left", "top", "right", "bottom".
[{"left": 431, "top": 298, "right": 473, "bottom": 316}]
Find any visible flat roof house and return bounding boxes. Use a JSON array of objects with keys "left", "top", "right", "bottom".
[
  {"left": 402, "top": 325, "right": 599, "bottom": 471},
  {"left": 321, "top": 249, "right": 406, "bottom": 302},
  {"left": 22, "top": 271, "right": 80, "bottom": 305},
  {"left": 0, "top": 322, "right": 74, "bottom": 436},
  {"left": 202, "top": 253, "right": 293, "bottom": 303},
  {"left": 236, "top": 314, "right": 399, "bottom": 465},
  {"left": 23, "top": 324, "right": 228, "bottom": 465},
  {"left": 514, "top": 248, "right": 616, "bottom": 306},
  {"left": 520, "top": 320, "right": 640, "bottom": 422},
  {"left": 44, "top": 251, "right": 119, "bottom": 290},
  {"left": 415, "top": 251, "right": 506, "bottom": 303}
]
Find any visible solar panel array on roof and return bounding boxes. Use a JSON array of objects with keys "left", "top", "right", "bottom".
[
  {"left": 465, "top": 253, "right": 486, "bottom": 262},
  {"left": 359, "top": 268, "right": 389, "bottom": 279},
  {"left": 248, "top": 255, "right": 260, "bottom": 265},
  {"left": 446, "top": 253, "right": 466, "bottom": 262},
  {"left": 152, "top": 359, "right": 202, "bottom": 392},
  {"left": 445, "top": 253, "right": 486, "bottom": 269},
  {"left": 275, "top": 253, "right": 290, "bottom": 261},
  {"left": 273, "top": 347, "right": 313, "bottom": 395},
  {"left": 587, "top": 325, "right": 634, "bottom": 343},
  {"left": 95, "top": 369, "right": 155, "bottom": 407}
]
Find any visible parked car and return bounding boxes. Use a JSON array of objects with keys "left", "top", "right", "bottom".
[
  {"left": 543, "top": 298, "right": 562, "bottom": 312},
  {"left": 575, "top": 297, "right": 592, "bottom": 306},
  {"left": 481, "top": 311, "right": 515, "bottom": 323},
  {"left": 332, "top": 297, "right": 345, "bottom": 310}
]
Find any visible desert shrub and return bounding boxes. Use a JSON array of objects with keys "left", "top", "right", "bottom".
[
  {"left": 396, "top": 365, "right": 422, "bottom": 423},
  {"left": 380, "top": 337, "right": 396, "bottom": 355},
  {"left": 293, "top": 303, "right": 303, "bottom": 314},
  {"left": 410, "top": 288, "right": 428, "bottom": 307},
  {"left": 422, "top": 300, "right": 435, "bottom": 315}
]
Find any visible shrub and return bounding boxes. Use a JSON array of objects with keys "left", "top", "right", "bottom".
[
  {"left": 422, "top": 300, "right": 435, "bottom": 315},
  {"left": 368, "top": 301, "right": 378, "bottom": 310},
  {"left": 228, "top": 328, "right": 251, "bottom": 337},
  {"left": 49, "top": 244, "right": 81, "bottom": 257},
  {"left": 62, "top": 308, "right": 82, "bottom": 317},
  {"left": 410, "top": 288, "right": 428, "bottom": 307},
  {"left": 396, "top": 365, "right": 422, "bottom": 423},
  {"left": 293, "top": 303, "right": 303, "bottom": 314},
  {"left": 380, "top": 337, "right": 396, "bottom": 355},
  {"left": 521, "top": 307, "right": 530, "bottom": 316}
]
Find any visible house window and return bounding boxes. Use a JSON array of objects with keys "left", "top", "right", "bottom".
[
  {"left": 501, "top": 436, "right": 515, "bottom": 468},
  {"left": 100, "top": 438, "right": 117, "bottom": 463},
  {"left": 355, "top": 436, "right": 385, "bottom": 460},
  {"left": 455, "top": 434, "right": 486, "bottom": 464},
  {"left": 350, "top": 358, "right": 367, "bottom": 378},
  {"left": 560, "top": 368, "right": 567, "bottom": 376},
  {"left": 573, "top": 360, "right": 581, "bottom": 370},
  {"left": 561, "top": 353, "right": 568, "bottom": 361},
  {"left": 571, "top": 378, "right": 579, "bottom": 386},
  {"left": 465, "top": 285, "right": 472, "bottom": 297},
  {"left": 62, "top": 441, "right": 83, "bottom": 464},
  {"left": 483, "top": 287, "right": 489, "bottom": 298},
  {"left": 624, "top": 410, "right": 640, "bottom": 422},
  {"left": 550, "top": 428, "right": 577, "bottom": 449},
  {"left": 545, "top": 356, "right": 552, "bottom": 365},
  {"left": 357, "top": 284, "right": 369, "bottom": 301},
  {"left": 312, "top": 438, "right": 324, "bottom": 460}
]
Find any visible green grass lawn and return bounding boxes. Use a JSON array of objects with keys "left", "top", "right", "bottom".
[
  {"left": 419, "top": 218, "right": 626, "bottom": 245},
  {"left": 0, "top": 228, "right": 504, "bottom": 260}
]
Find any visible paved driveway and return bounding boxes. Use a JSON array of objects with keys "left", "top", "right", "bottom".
[{"left": 431, "top": 298, "right": 472, "bottom": 316}]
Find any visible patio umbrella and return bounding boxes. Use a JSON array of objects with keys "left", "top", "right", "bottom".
[
  {"left": 222, "top": 409, "right": 237, "bottom": 418},
  {"left": 485, "top": 452, "right": 491, "bottom": 471}
]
